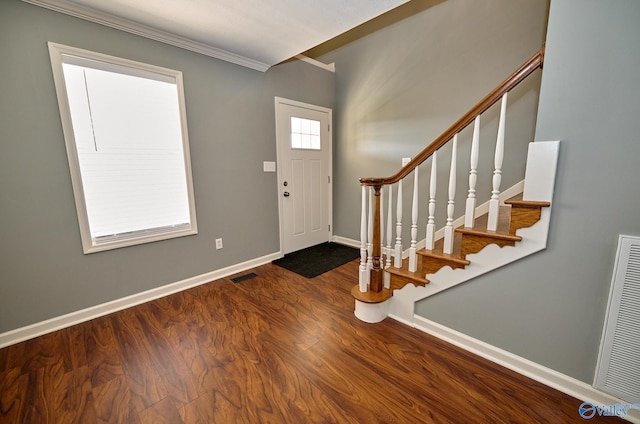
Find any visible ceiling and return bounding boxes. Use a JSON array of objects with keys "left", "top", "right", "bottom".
[{"left": 24, "top": 0, "right": 410, "bottom": 71}]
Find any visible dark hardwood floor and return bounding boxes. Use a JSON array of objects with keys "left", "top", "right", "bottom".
[{"left": 0, "top": 260, "right": 623, "bottom": 423}]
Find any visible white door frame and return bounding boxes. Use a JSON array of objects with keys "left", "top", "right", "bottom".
[{"left": 274, "top": 97, "right": 333, "bottom": 255}]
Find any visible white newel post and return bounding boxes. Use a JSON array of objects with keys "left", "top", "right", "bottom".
[
  {"left": 385, "top": 184, "right": 393, "bottom": 288},
  {"left": 425, "top": 151, "right": 437, "bottom": 250},
  {"left": 359, "top": 185, "right": 368, "bottom": 292},
  {"left": 488, "top": 93, "right": 507, "bottom": 231},
  {"left": 379, "top": 188, "right": 385, "bottom": 273},
  {"left": 444, "top": 135, "right": 457, "bottom": 254},
  {"left": 394, "top": 180, "right": 403, "bottom": 268},
  {"left": 367, "top": 187, "right": 373, "bottom": 272},
  {"left": 465, "top": 116, "right": 480, "bottom": 228},
  {"left": 408, "top": 167, "right": 419, "bottom": 272}
]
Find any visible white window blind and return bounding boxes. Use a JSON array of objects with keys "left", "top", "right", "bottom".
[{"left": 48, "top": 42, "right": 197, "bottom": 253}]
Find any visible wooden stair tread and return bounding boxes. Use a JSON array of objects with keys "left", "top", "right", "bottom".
[
  {"left": 504, "top": 193, "right": 550, "bottom": 208},
  {"left": 455, "top": 207, "right": 522, "bottom": 242},
  {"left": 351, "top": 285, "right": 393, "bottom": 303},
  {"left": 418, "top": 235, "right": 470, "bottom": 266},
  {"left": 385, "top": 266, "right": 429, "bottom": 286}
]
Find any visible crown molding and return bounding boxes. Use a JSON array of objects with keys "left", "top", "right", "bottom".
[{"left": 22, "top": 0, "right": 271, "bottom": 72}]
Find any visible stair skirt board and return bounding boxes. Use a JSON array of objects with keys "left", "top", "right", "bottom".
[{"left": 388, "top": 208, "right": 551, "bottom": 323}]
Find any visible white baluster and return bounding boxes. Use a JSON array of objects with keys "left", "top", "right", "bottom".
[
  {"left": 408, "top": 167, "right": 419, "bottom": 272},
  {"left": 488, "top": 93, "right": 508, "bottom": 231},
  {"left": 367, "top": 186, "right": 373, "bottom": 272},
  {"left": 384, "top": 184, "right": 393, "bottom": 288},
  {"left": 464, "top": 116, "right": 480, "bottom": 228},
  {"left": 444, "top": 135, "right": 457, "bottom": 254},
  {"left": 425, "top": 151, "right": 437, "bottom": 250},
  {"left": 359, "top": 185, "right": 368, "bottom": 292},
  {"left": 394, "top": 180, "right": 403, "bottom": 268}
]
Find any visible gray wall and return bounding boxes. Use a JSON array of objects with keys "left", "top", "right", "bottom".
[
  {"left": 416, "top": 0, "right": 640, "bottom": 384},
  {"left": 321, "top": 0, "right": 549, "bottom": 242},
  {"left": 0, "top": 0, "right": 334, "bottom": 333}
]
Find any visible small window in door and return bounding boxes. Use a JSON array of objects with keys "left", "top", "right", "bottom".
[{"left": 291, "top": 116, "right": 321, "bottom": 150}]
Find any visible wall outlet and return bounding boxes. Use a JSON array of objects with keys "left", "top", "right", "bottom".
[
  {"left": 402, "top": 157, "right": 412, "bottom": 166},
  {"left": 215, "top": 238, "right": 223, "bottom": 250}
]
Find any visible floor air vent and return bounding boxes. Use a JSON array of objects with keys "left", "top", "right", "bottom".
[
  {"left": 231, "top": 272, "right": 258, "bottom": 283},
  {"left": 594, "top": 235, "right": 640, "bottom": 403}
]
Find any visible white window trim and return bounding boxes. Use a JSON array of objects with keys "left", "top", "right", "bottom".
[{"left": 48, "top": 42, "right": 198, "bottom": 254}]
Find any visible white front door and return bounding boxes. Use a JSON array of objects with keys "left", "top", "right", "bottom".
[{"left": 275, "top": 97, "right": 332, "bottom": 254}]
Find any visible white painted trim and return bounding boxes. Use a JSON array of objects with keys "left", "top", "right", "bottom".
[
  {"left": 274, "top": 97, "right": 333, "bottom": 255},
  {"left": 48, "top": 42, "right": 199, "bottom": 254},
  {"left": 0, "top": 252, "right": 281, "bottom": 349},
  {"left": 387, "top": 311, "right": 414, "bottom": 328},
  {"left": 411, "top": 316, "right": 640, "bottom": 423},
  {"left": 294, "top": 55, "right": 336, "bottom": 73},
  {"left": 22, "top": 0, "right": 270, "bottom": 71},
  {"left": 332, "top": 235, "right": 360, "bottom": 248},
  {"left": 354, "top": 298, "right": 390, "bottom": 323},
  {"left": 523, "top": 141, "right": 560, "bottom": 202}
]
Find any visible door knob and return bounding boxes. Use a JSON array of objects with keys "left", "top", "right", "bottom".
[{"left": 283, "top": 191, "right": 290, "bottom": 197}]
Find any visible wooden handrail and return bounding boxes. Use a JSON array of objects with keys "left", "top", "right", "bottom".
[{"left": 360, "top": 47, "right": 544, "bottom": 187}]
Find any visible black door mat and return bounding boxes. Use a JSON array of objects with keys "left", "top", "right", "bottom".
[{"left": 272, "top": 242, "right": 360, "bottom": 278}]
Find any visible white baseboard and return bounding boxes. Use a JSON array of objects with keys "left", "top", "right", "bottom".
[
  {"left": 411, "top": 315, "right": 640, "bottom": 423},
  {"left": 332, "top": 235, "right": 360, "bottom": 248},
  {"left": 0, "top": 252, "right": 281, "bottom": 349}
]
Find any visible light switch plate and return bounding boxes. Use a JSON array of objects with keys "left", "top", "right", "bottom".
[{"left": 263, "top": 161, "right": 276, "bottom": 172}]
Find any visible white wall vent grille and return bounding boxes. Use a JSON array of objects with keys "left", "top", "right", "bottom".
[{"left": 594, "top": 235, "right": 640, "bottom": 403}]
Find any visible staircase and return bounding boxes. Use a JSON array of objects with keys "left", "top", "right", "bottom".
[
  {"left": 383, "top": 194, "right": 549, "bottom": 290},
  {"left": 351, "top": 47, "right": 560, "bottom": 323}
]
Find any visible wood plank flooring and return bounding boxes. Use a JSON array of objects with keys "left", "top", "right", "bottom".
[{"left": 0, "top": 260, "right": 624, "bottom": 423}]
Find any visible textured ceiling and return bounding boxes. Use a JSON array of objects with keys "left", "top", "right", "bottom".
[{"left": 24, "top": 0, "right": 409, "bottom": 71}]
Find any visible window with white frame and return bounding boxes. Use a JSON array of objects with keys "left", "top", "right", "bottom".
[
  {"left": 48, "top": 42, "right": 197, "bottom": 254},
  {"left": 290, "top": 116, "right": 321, "bottom": 150}
]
